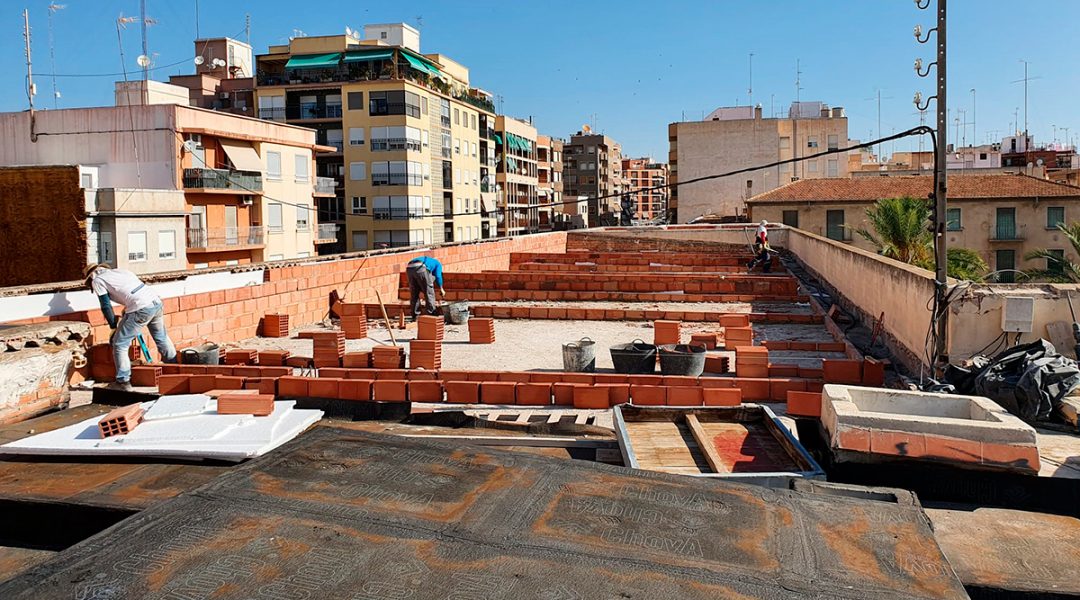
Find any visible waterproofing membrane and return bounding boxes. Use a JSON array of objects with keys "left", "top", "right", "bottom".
[{"left": 0, "top": 427, "right": 969, "bottom": 599}]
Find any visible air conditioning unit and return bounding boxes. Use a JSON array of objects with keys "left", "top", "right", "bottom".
[
  {"left": 218, "top": 91, "right": 230, "bottom": 99},
  {"left": 240, "top": 198, "right": 254, "bottom": 206},
  {"left": 1001, "top": 296, "right": 1034, "bottom": 333}
]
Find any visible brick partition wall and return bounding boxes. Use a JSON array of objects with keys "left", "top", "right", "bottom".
[{"left": 14, "top": 233, "right": 567, "bottom": 349}]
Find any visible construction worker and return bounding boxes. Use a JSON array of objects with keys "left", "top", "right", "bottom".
[
  {"left": 747, "top": 220, "right": 773, "bottom": 273},
  {"left": 84, "top": 264, "right": 177, "bottom": 390},
  {"left": 406, "top": 255, "right": 445, "bottom": 320}
]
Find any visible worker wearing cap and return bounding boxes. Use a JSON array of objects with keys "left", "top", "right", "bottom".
[
  {"left": 406, "top": 255, "right": 445, "bottom": 319},
  {"left": 747, "top": 220, "right": 773, "bottom": 273},
  {"left": 84, "top": 264, "right": 177, "bottom": 389}
]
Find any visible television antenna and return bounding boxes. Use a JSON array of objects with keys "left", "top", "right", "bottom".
[{"left": 47, "top": 3, "right": 65, "bottom": 108}]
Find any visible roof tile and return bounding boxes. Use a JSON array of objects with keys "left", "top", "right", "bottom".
[{"left": 747, "top": 173, "right": 1080, "bottom": 203}]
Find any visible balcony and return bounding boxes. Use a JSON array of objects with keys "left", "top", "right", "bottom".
[
  {"left": 182, "top": 168, "right": 262, "bottom": 193},
  {"left": 314, "top": 223, "right": 339, "bottom": 244},
  {"left": 258, "top": 107, "right": 286, "bottom": 121},
  {"left": 186, "top": 226, "right": 265, "bottom": 252},
  {"left": 370, "top": 138, "right": 422, "bottom": 152},
  {"left": 289, "top": 104, "right": 343, "bottom": 120},
  {"left": 373, "top": 208, "right": 430, "bottom": 220},
  {"left": 314, "top": 177, "right": 337, "bottom": 197}
]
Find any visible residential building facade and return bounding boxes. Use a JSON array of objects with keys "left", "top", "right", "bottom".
[
  {"left": 253, "top": 24, "right": 497, "bottom": 251},
  {"left": 0, "top": 91, "right": 329, "bottom": 270},
  {"left": 621, "top": 158, "right": 668, "bottom": 222},
  {"left": 669, "top": 102, "right": 848, "bottom": 222},
  {"left": 536, "top": 135, "right": 564, "bottom": 230},
  {"left": 746, "top": 173, "right": 1080, "bottom": 282},
  {"left": 563, "top": 131, "right": 625, "bottom": 226},
  {"left": 168, "top": 37, "right": 255, "bottom": 117},
  {"left": 495, "top": 116, "right": 539, "bottom": 236}
]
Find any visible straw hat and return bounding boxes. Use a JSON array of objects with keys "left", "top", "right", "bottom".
[{"left": 82, "top": 263, "right": 107, "bottom": 282}]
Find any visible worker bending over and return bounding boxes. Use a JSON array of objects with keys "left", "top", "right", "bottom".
[
  {"left": 406, "top": 255, "right": 446, "bottom": 320},
  {"left": 84, "top": 263, "right": 177, "bottom": 389},
  {"left": 747, "top": 220, "right": 773, "bottom": 273}
]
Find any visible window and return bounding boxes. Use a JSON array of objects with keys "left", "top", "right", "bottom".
[
  {"left": 995, "top": 207, "right": 1017, "bottom": 239},
  {"left": 826, "top": 210, "right": 846, "bottom": 241},
  {"left": 225, "top": 259, "right": 240, "bottom": 266},
  {"left": 81, "top": 173, "right": 94, "bottom": 188},
  {"left": 455, "top": 138, "right": 461, "bottom": 155},
  {"left": 352, "top": 196, "right": 367, "bottom": 214},
  {"left": 807, "top": 136, "right": 819, "bottom": 148},
  {"left": 351, "top": 232, "right": 368, "bottom": 250},
  {"left": 347, "top": 91, "right": 364, "bottom": 110},
  {"left": 996, "top": 250, "right": 1016, "bottom": 283},
  {"left": 99, "top": 231, "right": 113, "bottom": 264},
  {"left": 779, "top": 137, "right": 791, "bottom": 150},
  {"left": 586, "top": 146, "right": 596, "bottom": 154},
  {"left": 268, "top": 254, "right": 284, "bottom": 261},
  {"left": 268, "top": 203, "right": 283, "bottom": 233},
  {"left": 127, "top": 231, "right": 147, "bottom": 262},
  {"left": 349, "top": 127, "right": 365, "bottom": 146},
  {"left": 266, "top": 151, "right": 281, "bottom": 179},
  {"left": 826, "top": 159, "right": 838, "bottom": 177},
  {"left": 296, "top": 206, "right": 309, "bottom": 231},
  {"left": 827, "top": 134, "right": 839, "bottom": 150},
  {"left": 782, "top": 210, "right": 799, "bottom": 228},
  {"left": 349, "top": 162, "right": 366, "bottom": 181},
  {"left": 471, "top": 142, "right": 477, "bottom": 157},
  {"left": 807, "top": 160, "right": 818, "bottom": 173},
  {"left": 470, "top": 114, "right": 476, "bottom": 129},
  {"left": 946, "top": 207, "right": 962, "bottom": 231},
  {"left": 326, "top": 129, "right": 343, "bottom": 151},
  {"left": 369, "top": 126, "right": 422, "bottom": 151},
  {"left": 454, "top": 108, "right": 459, "bottom": 125},
  {"left": 457, "top": 226, "right": 463, "bottom": 240},
  {"left": 441, "top": 132, "right": 452, "bottom": 158},
  {"left": 294, "top": 154, "right": 309, "bottom": 182},
  {"left": 297, "top": 252, "right": 310, "bottom": 258},
  {"left": 369, "top": 91, "right": 420, "bottom": 118},
  {"left": 421, "top": 130, "right": 429, "bottom": 147},
  {"left": 157, "top": 230, "right": 176, "bottom": 260},
  {"left": 421, "top": 96, "right": 428, "bottom": 115},
  {"left": 1048, "top": 249, "right": 1066, "bottom": 276},
  {"left": 979, "top": 152, "right": 988, "bottom": 161},
  {"left": 371, "top": 161, "right": 423, "bottom": 186},
  {"left": 1048, "top": 206, "right": 1065, "bottom": 229}
]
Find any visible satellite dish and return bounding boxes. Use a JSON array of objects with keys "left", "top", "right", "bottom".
[
  {"left": 136, "top": 54, "right": 151, "bottom": 68},
  {"left": 182, "top": 139, "right": 199, "bottom": 153},
  {"left": 1037, "top": 158, "right": 1045, "bottom": 166},
  {"left": 194, "top": 55, "right": 205, "bottom": 66},
  {"left": 212, "top": 58, "right": 226, "bottom": 67},
  {"left": 345, "top": 26, "right": 353, "bottom": 36}
]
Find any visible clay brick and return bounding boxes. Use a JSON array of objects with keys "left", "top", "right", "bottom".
[
  {"left": 277, "top": 376, "right": 309, "bottom": 398},
  {"left": 561, "top": 373, "right": 595, "bottom": 385},
  {"left": 97, "top": 404, "right": 144, "bottom": 438},
  {"left": 338, "top": 379, "right": 372, "bottom": 402},
  {"left": 736, "top": 364, "right": 769, "bottom": 378},
  {"left": 798, "top": 366, "right": 824, "bottom": 380},
  {"left": 667, "top": 386, "right": 703, "bottom": 406},
  {"left": 481, "top": 382, "right": 517, "bottom": 405},
  {"left": 157, "top": 374, "right": 189, "bottom": 395},
  {"left": 445, "top": 381, "right": 480, "bottom": 404},
  {"left": 607, "top": 384, "right": 631, "bottom": 406},
  {"left": 516, "top": 383, "right": 552, "bottom": 406},
  {"left": 342, "top": 352, "right": 372, "bottom": 368},
  {"left": 862, "top": 358, "right": 885, "bottom": 387},
  {"left": 922, "top": 435, "right": 982, "bottom": 464},
  {"left": 573, "top": 385, "right": 610, "bottom": 409},
  {"left": 763, "top": 340, "right": 790, "bottom": 350},
  {"left": 689, "top": 333, "right": 718, "bottom": 350},
  {"left": 703, "top": 388, "right": 742, "bottom": 406},
  {"left": 374, "top": 369, "right": 409, "bottom": 380},
  {"left": 408, "top": 381, "right": 444, "bottom": 403},
  {"left": 188, "top": 374, "right": 218, "bottom": 394},
  {"left": 308, "top": 378, "right": 341, "bottom": 399},
  {"left": 719, "top": 314, "right": 750, "bottom": 328},
  {"left": 407, "top": 370, "right": 439, "bottom": 380},
  {"left": 217, "top": 394, "right": 274, "bottom": 416},
  {"left": 593, "top": 374, "right": 629, "bottom": 385},
  {"left": 735, "top": 378, "right": 771, "bottom": 401},
  {"left": 628, "top": 375, "right": 664, "bottom": 386},
  {"left": 130, "top": 366, "right": 161, "bottom": 388},
  {"left": 770, "top": 378, "right": 807, "bottom": 401},
  {"left": 823, "top": 359, "right": 863, "bottom": 384},
  {"left": 552, "top": 382, "right": 576, "bottom": 406},
  {"left": 466, "top": 371, "right": 501, "bottom": 382},
  {"left": 630, "top": 385, "right": 667, "bottom": 406},
  {"left": 786, "top": 391, "right": 822, "bottom": 417},
  {"left": 980, "top": 442, "right": 1040, "bottom": 471},
  {"left": 319, "top": 368, "right": 350, "bottom": 379},
  {"left": 871, "top": 430, "right": 927, "bottom": 458},
  {"left": 497, "top": 372, "right": 533, "bottom": 383},
  {"left": 529, "top": 373, "right": 564, "bottom": 384},
  {"left": 768, "top": 364, "right": 800, "bottom": 378},
  {"left": 703, "top": 355, "right": 730, "bottom": 374},
  {"left": 834, "top": 425, "right": 871, "bottom": 452},
  {"left": 788, "top": 341, "right": 816, "bottom": 351},
  {"left": 653, "top": 320, "right": 681, "bottom": 345},
  {"left": 373, "top": 380, "right": 408, "bottom": 402},
  {"left": 662, "top": 376, "right": 698, "bottom": 387}
]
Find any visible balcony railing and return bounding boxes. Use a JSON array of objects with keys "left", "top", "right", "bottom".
[
  {"left": 290, "top": 104, "right": 343, "bottom": 120},
  {"left": 315, "top": 223, "right": 339, "bottom": 241},
  {"left": 186, "top": 226, "right": 265, "bottom": 251},
  {"left": 372, "top": 174, "right": 424, "bottom": 187},
  {"left": 314, "top": 177, "right": 337, "bottom": 195},
  {"left": 182, "top": 168, "right": 262, "bottom": 192},
  {"left": 370, "top": 138, "right": 422, "bottom": 152},
  {"left": 373, "top": 208, "right": 430, "bottom": 220},
  {"left": 258, "top": 107, "right": 286, "bottom": 121}
]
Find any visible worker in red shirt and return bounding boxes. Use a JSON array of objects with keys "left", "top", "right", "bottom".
[{"left": 747, "top": 220, "right": 773, "bottom": 273}]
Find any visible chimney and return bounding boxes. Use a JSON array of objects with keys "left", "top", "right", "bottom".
[{"left": 754, "top": 106, "right": 762, "bottom": 120}]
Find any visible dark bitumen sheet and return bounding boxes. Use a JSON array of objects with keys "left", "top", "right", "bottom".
[{"left": 0, "top": 427, "right": 969, "bottom": 599}]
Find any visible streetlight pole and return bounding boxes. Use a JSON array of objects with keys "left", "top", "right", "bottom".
[{"left": 970, "top": 88, "right": 976, "bottom": 148}]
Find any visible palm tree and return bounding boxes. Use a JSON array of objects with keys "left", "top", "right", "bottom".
[
  {"left": 1022, "top": 223, "right": 1080, "bottom": 283},
  {"left": 855, "top": 196, "right": 987, "bottom": 281}
]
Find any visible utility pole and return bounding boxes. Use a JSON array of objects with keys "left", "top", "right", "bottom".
[
  {"left": 1018, "top": 59, "right": 1029, "bottom": 140},
  {"left": 747, "top": 52, "right": 753, "bottom": 108},
  {"left": 933, "top": 0, "right": 948, "bottom": 368},
  {"left": 794, "top": 59, "right": 802, "bottom": 180},
  {"left": 23, "top": 9, "right": 37, "bottom": 142},
  {"left": 970, "top": 88, "right": 976, "bottom": 146},
  {"left": 140, "top": 0, "right": 149, "bottom": 81},
  {"left": 245, "top": 13, "right": 251, "bottom": 46}
]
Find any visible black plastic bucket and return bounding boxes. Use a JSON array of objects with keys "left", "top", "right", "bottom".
[
  {"left": 658, "top": 343, "right": 707, "bottom": 376},
  {"left": 609, "top": 339, "right": 657, "bottom": 374},
  {"left": 562, "top": 337, "right": 597, "bottom": 372},
  {"left": 443, "top": 301, "right": 470, "bottom": 325},
  {"left": 180, "top": 343, "right": 219, "bottom": 365}
]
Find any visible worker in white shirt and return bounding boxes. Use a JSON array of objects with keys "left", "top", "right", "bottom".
[
  {"left": 747, "top": 220, "right": 773, "bottom": 273},
  {"left": 83, "top": 264, "right": 177, "bottom": 389}
]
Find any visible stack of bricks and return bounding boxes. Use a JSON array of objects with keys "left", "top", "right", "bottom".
[
  {"left": 257, "top": 350, "right": 290, "bottom": 366},
  {"left": 689, "top": 332, "right": 719, "bottom": 350},
  {"left": 372, "top": 345, "right": 406, "bottom": 369},
  {"left": 224, "top": 349, "right": 258, "bottom": 365},
  {"left": 217, "top": 394, "right": 274, "bottom": 416},
  {"left": 262, "top": 313, "right": 289, "bottom": 338},
  {"left": 735, "top": 346, "right": 769, "bottom": 378},
  {"left": 417, "top": 315, "right": 445, "bottom": 341},
  {"left": 311, "top": 331, "right": 345, "bottom": 368},
  {"left": 409, "top": 339, "right": 442, "bottom": 370},
  {"left": 468, "top": 318, "right": 496, "bottom": 344},
  {"left": 341, "top": 315, "right": 368, "bottom": 340},
  {"left": 97, "top": 404, "right": 144, "bottom": 439},
  {"left": 343, "top": 351, "right": 372, "bottom": 368},
  {"left": 721, "top": 314, "right": 753, "bottom": 349},
  {"left": 653, "top": 320, "right": 681, "bottom": 346}
]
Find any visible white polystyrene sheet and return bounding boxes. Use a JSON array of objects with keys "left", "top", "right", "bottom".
[
  {"left": 0, "top": 401, "right": 322, "bottom": 461},
  {"left": 141, "top": 395, "right": 212, "bottom": 421}
]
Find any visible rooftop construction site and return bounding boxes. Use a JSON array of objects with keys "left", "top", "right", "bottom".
[{"left": 0, "top": 225, "right": 1077, "bottom": 599}]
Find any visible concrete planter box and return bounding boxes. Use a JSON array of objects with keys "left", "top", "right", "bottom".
[{"left": 821, "top": 385, "right": 1040, "bottom": 474}]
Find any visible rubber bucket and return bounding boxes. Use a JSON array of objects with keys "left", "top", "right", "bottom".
[
  {"left": 658, "top": 343, "right": 707, "bottom": 377},
  {"left": 609, "top": 339, "right": 657, "bottom": 374},
  {"left": 180, "top": 343, "right": 219, "bottom": 365},
  {"left": 562, "top": 337, "right": 597, "bottom": 372},
  {"left": 443, "top": 301, "right": 470, "bottom": 325}
]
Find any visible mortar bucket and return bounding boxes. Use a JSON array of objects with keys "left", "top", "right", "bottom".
[
  {"left": 562, "top": 337, "right": 597, "bottom": 372},
  {"left": 658, "top": 343, "right": 707, "bottom": 377},
  {"left": 443, "top": 301, "right": 470, "bottom": 325},
  {"left": 609, "top": 339, "right": 657, "bottom": 374},
  {"left": 180, "top": 343, "right": 219, "bottom": 365}
]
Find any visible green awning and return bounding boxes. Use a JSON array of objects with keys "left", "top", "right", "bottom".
[
  {"left": 493, "top": 133, "right": 503, "bottom": 144},
  {"left": 401, "top": 53, "right": 440, "bottom": 77},
  {"left": 507, "top": 157, "right": 518, "bottom": 171},
  {"left": 343, "top": 49, "right": 393, "bottom": 63},
  {"left": 285, "top": 53, "right": 342, "bottom": 69}
]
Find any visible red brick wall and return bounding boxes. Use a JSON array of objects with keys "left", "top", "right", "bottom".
[{"left": 24, "top": 233, "right": 567, "bottom": 349}]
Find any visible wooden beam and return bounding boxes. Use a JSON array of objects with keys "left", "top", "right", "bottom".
[{"left": 685, "top": 414, "right": 726, "bottom": 474}]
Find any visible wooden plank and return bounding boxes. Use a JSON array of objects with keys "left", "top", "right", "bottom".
[
  {"left": 685, "top": 414, "right": 725, "bottom": 474},
  {"left": 624, "top": 421, "right": 707, "bottom": 472},
  {"left": 396, "top": 435, "right": 616, "bottom": 449},
  {"left": 1046, "top": 321, "right": 1076, "bottom": 359}
]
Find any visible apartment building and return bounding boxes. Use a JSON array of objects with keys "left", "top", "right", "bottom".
[
  {"left": 495, "top": 116, "right": 539, "bottom": 236},
  {"left": 563, "top": 131, "right": 625, "bottom": 226},
  {"left": 536, "top": 135, "right": 564, "bottom": 230},
  {"left": 0, "top": 85, "right": 330, "bottom": 271},
  {"left": 669, "top": 102, "right": 848, "bottom": 222},
  {"left": 621, "top": 158, "right": 668, "bottom": 222},
  {"left": 253, "top": 24, "right": 496, "bottom": 251},
  {"left": 746, "top": 173, "right": 1080, "bottom": 282},
  {"left": 169, "top": 37, "right": 256, "bottom": 118}
]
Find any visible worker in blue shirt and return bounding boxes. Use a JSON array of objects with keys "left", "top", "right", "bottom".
[{"left": 406, "top": 256, "right": 445, "bottom": 319}]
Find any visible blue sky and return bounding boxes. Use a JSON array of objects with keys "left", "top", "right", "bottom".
[{"left": 4, "top": 1, "right": 1079, "bottom": 159}]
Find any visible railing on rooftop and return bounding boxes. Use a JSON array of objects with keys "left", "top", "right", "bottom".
[
  {"left": 373, "top": 208, "right": 430, "bottom": 220},
  {"left": 314, "top": 177, "right": 337, "bottom": 195},
  {"left": 182, "top": 168, "right": 262, "bottom": 192},
  {"left": 186, "top": 226, "right": 265, "bottom": 251},
  {"left": 258, "top": 107, "right": 286, "bottom": 121}
]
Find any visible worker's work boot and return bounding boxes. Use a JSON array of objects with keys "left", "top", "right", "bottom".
[{"left": 106, "top": 381, "right": 133, "bottom": 392}]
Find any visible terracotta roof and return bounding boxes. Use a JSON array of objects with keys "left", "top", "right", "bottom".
[{"left": 746, "top": 173, "right": 1080, "bottom": 203}]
